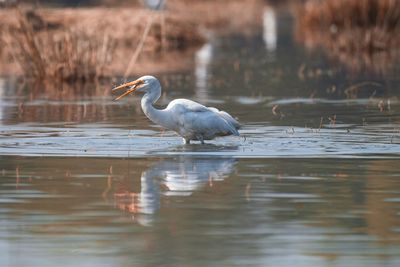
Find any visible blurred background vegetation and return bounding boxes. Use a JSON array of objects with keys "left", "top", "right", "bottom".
[{"left": 0, "top": 0, "right": 399, "bottom": 89}]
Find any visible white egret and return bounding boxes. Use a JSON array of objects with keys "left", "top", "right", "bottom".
[{"left": 112, "top": 75, "right": 240, "bottom": 144}]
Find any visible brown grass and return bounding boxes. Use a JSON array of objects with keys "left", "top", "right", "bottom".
[
  {"left": 0, "top": 0, "right": 263, "bottom": 87},
  {"left": 1, "top": 7, "right": 203, "bottom": 85},
  {"left": 4, "top": 9, "right": 115, "bottom": 84},
  {"left": 294, "top": 0, "right": 400, "bottom": 74}
]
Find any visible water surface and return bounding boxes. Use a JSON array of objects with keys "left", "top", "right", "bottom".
[
  {"left": 1, "top": 157, "right": 400, "bottom": 267},
  {"left": 1, "top": 7, "right": 400, "bottom": 267}
]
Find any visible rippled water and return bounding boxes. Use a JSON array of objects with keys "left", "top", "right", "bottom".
[
  {"left": 1, "top": 157, "right": 400, "bottom": 267},
  {"left": 1, "top": 7, "right": 400, "bottom": 267}
]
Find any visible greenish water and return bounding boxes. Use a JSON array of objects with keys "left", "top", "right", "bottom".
[{"left": 1, "top": 7, "right": 400, "bottom": 267}]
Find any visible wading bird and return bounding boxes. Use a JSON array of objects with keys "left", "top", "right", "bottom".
[{"left": 112, "top": 76, "right": 240, "bottom": 144}]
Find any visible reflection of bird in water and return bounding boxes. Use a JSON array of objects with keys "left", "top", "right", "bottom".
[
  {"left": 114, "top": 157, "right": 236, "bottom": 226},
  {"left": 153, "top": 156, "right": 235, "bottom": 195},
  {"left": 113, "top": 76, "right": 240, "bottom": 144}
]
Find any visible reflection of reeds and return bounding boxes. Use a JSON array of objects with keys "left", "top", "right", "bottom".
[
  {"left": 295, "top": 0, "right": 400, "bottom": 74},
  {"left": 5, "top": 8, "right": 115, "bottom": 85}
]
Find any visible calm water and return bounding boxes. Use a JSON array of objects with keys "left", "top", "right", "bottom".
[{"left": 1, "top": 7, "right": 400, "bottom": 267}]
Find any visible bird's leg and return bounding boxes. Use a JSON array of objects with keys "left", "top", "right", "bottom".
[
  {"left": 196, "top": 135, "right": 205, "bottom": 145},
  {"left": 160, "top": 129, "right": 165, "bottom": 137}
]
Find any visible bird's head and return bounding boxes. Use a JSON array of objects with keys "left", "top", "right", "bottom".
[{"left": 112, "top": 75, "right": 160, "bottom": 100}]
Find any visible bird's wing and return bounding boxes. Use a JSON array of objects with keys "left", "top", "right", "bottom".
[
  {"left": 208, "top": 108, "right": 241, "bottom": 130},
  {"left": 168, "top": 99, "right": 239, "bottom": 136},
  {"left": 183, "top": 110, "right": 239, "bottom": 137},
  {"left": 167, "top": 99, "right": 209, "bottom": 112}
]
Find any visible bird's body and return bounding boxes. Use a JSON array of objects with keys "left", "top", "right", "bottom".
[
  {"left": 151, "top": 98, "right": 240, "bottom": 143},
  {"left": 113, "top": 76, "right": 240, "bottom": 144}
]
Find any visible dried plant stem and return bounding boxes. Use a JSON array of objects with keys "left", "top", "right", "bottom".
[
  {"left": 160, "top": 12, "right": 167, "bottom": 51},
  {"left": 124, "top": 15, "right": 155, "bottom": 78},
  {"left": 16, "top": 8, "right": 45, "bottom": 78}
]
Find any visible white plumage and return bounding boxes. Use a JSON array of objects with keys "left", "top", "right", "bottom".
[{"left": 112, "top": 75, "right": 240, "bottom": 144}]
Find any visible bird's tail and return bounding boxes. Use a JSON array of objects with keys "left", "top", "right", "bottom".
[{"left": 225, "top": 120, "right": 240, "bottom": 136}]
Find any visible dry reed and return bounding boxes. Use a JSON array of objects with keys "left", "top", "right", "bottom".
[
  {"left": 0, "top": 0, "right": 264, "bottom": 85},
  {"left": 295, "top": 0, "right": 400, "bottom": 74},
  {"left": 3, "top": 8, "right": 116, "bottom": 86},
  {"left": 0, "top": 6, "right": 205, "bottom": 82}
]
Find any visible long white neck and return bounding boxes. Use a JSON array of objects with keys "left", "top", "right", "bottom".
[{"left": 141, "top": 84, "right": 174, "bottom": 130}]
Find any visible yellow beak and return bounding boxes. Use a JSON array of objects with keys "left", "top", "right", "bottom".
[{"left": 112, "top": 79, "right": 144, "bottom": 100}]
